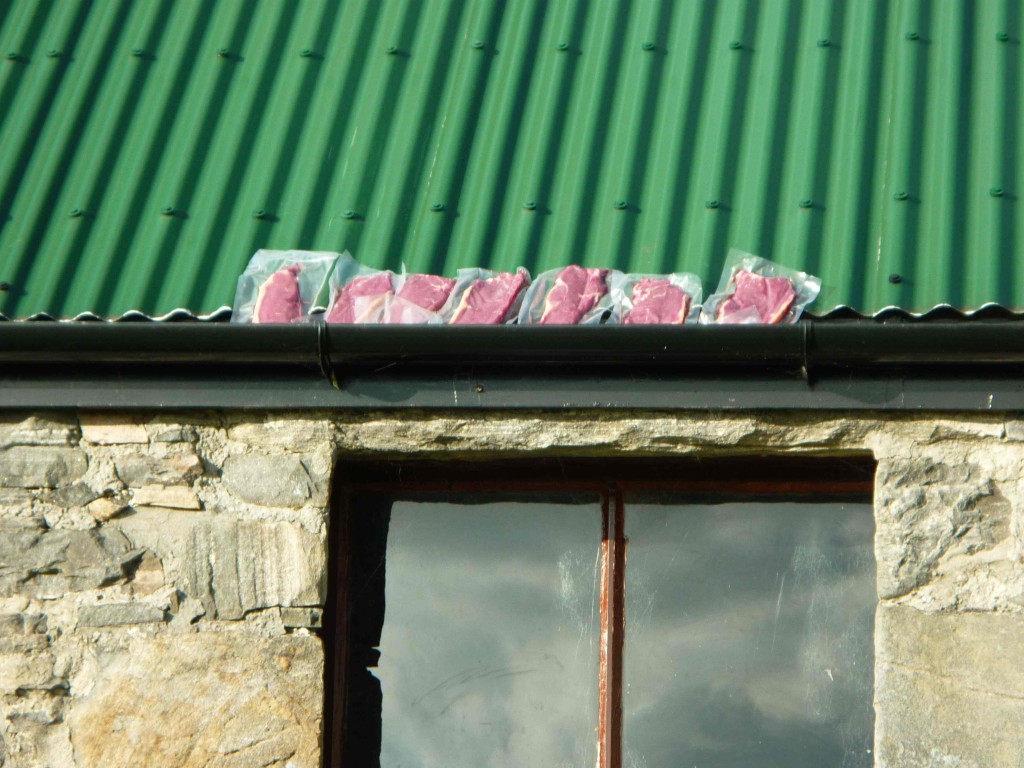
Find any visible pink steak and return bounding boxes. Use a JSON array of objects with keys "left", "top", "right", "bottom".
[{"left": 624, "top": 278, "right": 691, "bottom": 325}]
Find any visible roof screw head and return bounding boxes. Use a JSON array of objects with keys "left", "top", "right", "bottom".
[
  {"left": 556, "top": 41, "right": 569, "bottom": 51},
  {"left": 429, "top": 202, "right": 445, "bottom": 212},
  {"left": 905, "top": 31, "right": 920, "bottom": 41},
  {"left": 523, "top": 200, "right": 537, "bottom": 211},
  {"left": 341, "top": 209, "right": 356, "bottom": 219},
  {"left": 131, "top": 47, "right": 145, "bottom": 57},
  {"left": 0, "top": 282, "right": 10, "bottom": 292},
  {"left": 705, "top": 199, "right": 720, "bottom": 209},
  {"left": 69, "top": 208, "right": 83, "bottom": 218},
  {"left": 614, "top": 199, "right": 628, "bottom": 210},
  {"left": 729, "top": 40, "right": 742, "bottom": 50},
  {"left": 299, "top": 48, "right": 314, "bottom": 58},
  {"left": 990, "top": 187, "right": 1004, "bottom": 197},
  {"left": 641, "top": 41, "right": 655, "bottom": 51},
  {"left": 888, "top": 273, "right": 902, "bottom": 284},
  {"left": 893, "top": 191, "right": 909, "bottom": 201},
  {"left": 799, "top": 198, "right": 813, "bottom": 208},
  {"left": 5, "top": 52, "right": 19, "bottom": 61},
  {"left": 385, "top": 45, "right": 398, "bottom": 55},
  {"left": 997, "top": 32, "right": 1010, "bottom": 42},
  {"left": 217, "top": 48, "right": 230, "bottom": 58},
  {"left": 46, "top": 49, "right": 61, "bottom": 58},
  {"left": 471, "top": 40, "right": 485, "bottom": 50},
  {"left": 161, "top": 206, "right": 175, "bottom": 216},
  {"left": 252, "top": 209, "right": 267, "bottom": 219},
  {"left": 817, "top": 38, "right": 831, "bottom": 47}
]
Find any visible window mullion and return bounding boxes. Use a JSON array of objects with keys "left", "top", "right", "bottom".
[{"left": 598, "top": 486, "right": 626, "bottom": 768}]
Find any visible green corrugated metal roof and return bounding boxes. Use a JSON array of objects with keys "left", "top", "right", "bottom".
[{"left": 0, "top": 0, "right": 1021, "bottom": 319}]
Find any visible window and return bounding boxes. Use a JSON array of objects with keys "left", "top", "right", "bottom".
[{"left": 327, "top": 458, "right": 875, "bottom": 768}]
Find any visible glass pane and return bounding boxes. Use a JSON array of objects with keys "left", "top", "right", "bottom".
[
  {"left": 350, "top": 496, "right": 602, "bottom": 768},
  {"left": 624, "top": 499, "right": 875, "bottom": 768}
]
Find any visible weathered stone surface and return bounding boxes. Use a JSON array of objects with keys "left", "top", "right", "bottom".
[
  {"left": 0, "top": 526, "right": 143, "bottom": 598},
  {"left": 0, "top": 489, "right": 44, "bottom": 528},
  {"left": 85, "top": 496, "right": 128, "bottom": 523},
  {"left": 49, "top": 482, "right": 100, "bottom": 508},
  {"left": 67, "top": 633, "right": 323, "bottom": 767},
  {"left": 79, "top": 415, "right": 149, "bottom": 445},
  {"left": 116, "top": 444, "right": 203, "bottom": 487},
  {"left": 0, "top": 613, "right": 48, "bottom": 653},
  {"left": 876, "top": 605, "right": 1024, "bottom": 766},
  {"left": 78, "top": 602, "right": 167, "bottom": 628},
  {"left": 222, "top": 453, "right": 314, "bottom": 508},
  {"left": 145, "top": 421, "right": 198, "bottom": 443},
  {"left": 0, "top": 446, "right": 87, "bottom": 489},
  {"left": 227, "top": 419, "right": 334, "bottom": 453},
  {"left": 0, "top": 413, "right": 79, "bottom": 448},
  {"left": 185, "top": 520, "right": 326, "bottom": 619},
  {"left": 131, "top": 485, "right": 202, "bottom": 510},
  {"left": 874, "top": 459, "right": 1002, "bottom": 599},
  {"left": 280, "top": 607, "right": 322, "bottom": 629}
]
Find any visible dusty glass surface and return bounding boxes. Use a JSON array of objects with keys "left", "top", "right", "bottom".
[
  {"left": 374, "top": 498, "right": 602, "bottom": 768},
  {"left": 623, "top": 499, "right": 875, "bottom": 768}
]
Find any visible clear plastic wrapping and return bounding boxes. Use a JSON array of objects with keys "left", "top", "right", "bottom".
[
  {"left": 448, "top": 267, "right": 531, "bottom": 325},
  {"left": 324, "top": 252, "right": 395, "bottom": 324},
  {"left": 517, "top": 265, "right": 617, "bottom": 325},
  {"left": 385, "top": 272, "right": 458, "bottom": 324},
  {"left": 700, "top": 249, "right": 821, "bottom": 325},
  {"left": 231, "top": 249, "right": 339, "bottom": 324},
  {"left": 608, "top": 272, "right": 702, "bottom": 325}
]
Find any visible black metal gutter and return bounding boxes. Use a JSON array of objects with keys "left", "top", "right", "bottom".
[{"left": 2, "top": 323, "right": 1024, "bottom": 410}]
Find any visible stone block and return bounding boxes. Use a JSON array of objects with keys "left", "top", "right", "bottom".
[
  {"left": 228, "top": 419, "right": 334, "bottom": 453},
  {"left": 79, "top": 415, "right": 149, "bottom": 445},
  {"left": 0, "top": 526, "right": 144, "bottom": 598},
  {"left": 78, "top": 602, "right": 167, "bottom": 628},
  {"left": 145, "top": 422, "right": 198, "bottom": 443},
  {"left": 0, "top": 488, "right": 43, "bottom": 528},
  {"left": 131, "top": 485, "right": 202, "bottom": 510},
  {"left": 85, "top": 496, "right": 128, "bottom": 523},
  {"left": 0, "top": 447, "right": 87, "bottom": 489},
  {"left": 222, "top": 453, "right": 314, "bottom": 508},
  {"left": 876, "top": 605, "right": 1024, "bottom": 766},
  {"left": 185, "top": 519, "right": 326, "bottom": 620},
  {"left": 0, "top": 413, "right": 79, "bottom": 448},
  {"left": 281, "top": 607, "right": 322, "bottom": 629},
  {"left": 67, "top": 632, "right": 322, "bottom": 767},
  {"left": 116, "top": 445, "right": 203, "bottom": 487}
]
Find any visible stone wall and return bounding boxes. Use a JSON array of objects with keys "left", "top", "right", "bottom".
[{"left": 1, "top": 409, "right": 1023, "bottom": 767}]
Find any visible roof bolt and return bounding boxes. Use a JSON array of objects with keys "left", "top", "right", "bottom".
[
  {"left": 641, "top": 41, "right": 655, "bottom": 51},
  {"left": 341, "top": 209, "right": 356, "bottom": 219},
  {"left": 429, "top": 202, "right": 445, "bottom": 212},
  {"left": 217, "top": 48, "right": 230, "bottom": 58},
  {"left": 905, "top": 31, "right": 920, "bottom": 41},
  {"left": 131, "top": 47, "right": 145, "bottom": 57},
  {"left": 161, "top": 206, "right": 175, "bottom": 216},
  {"left": 705, "top": 199, "right": 720, "bottom": 209},
  {"left": 0, "top": 282, "right": 10, "bottom": 292},
  {"left": 299, "top": 48, "right": 314, "bottom": 58},
  {"left": 996, "top": 32, "right": 1010, "bottom": 42},
  {"left": 252, "top": 209, "right": 267, "bottom": 219},
  {"left": 523, "top": 200, "right": 537, "bottom": 211},
  {"left": 556, "top": 41, "right": 569, "bottom": 51},
  {"left": 817, "top": 38, "right": 831, "bottom": 47},
  {"left": 990, "top": 187, "right": 1004, "bottom": 197},
  {"left": 729, "top": 40, "right": 743, "bottom": 50},
  {"left": 46, "top": 49, "right": 61, "bottom": 58},
  {"left": 613, "top": 199, "right": 628, "bottom": 210},
  {"left": 5, "top": 52, "right": 19, "bottom": 61},
  {"left": 888, "top": 273, "right": 902, "bottom": 284},
  {"left": 471, "top": 40, "right": 485, "bottom": 50},
  {"left": 799, "top": 198, "right": 813, "bottom": 209},
  {"left": 385, "top": 45, "right": 398, "bottom": 55},
  {"left": 893, "top": 191, "right": 909, "bottom": 201},
  {"left": 69, "top": 208, "right": 84, "bottom": 218}
]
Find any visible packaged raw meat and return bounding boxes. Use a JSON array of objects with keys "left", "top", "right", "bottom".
[
  {"left": 448, "top": 268, "right": 531, "bottom": 325},
  {"left": 518, "top": 265, "right": 616, "bottom": 325},
  {"left": 608, "top": 272, "right": 702, "bottom": 325},
  {"left": 700, "top": 249, "right": 821, "bottom": 325},
  {"left": 325, "top": 252, "right": 396, "bottom": 324},
  {"left": 380, "top": 272, "right": 457, "bottom": 324},
  {"left": 231, "top": 250, "right": 339, "bottom": 324}
]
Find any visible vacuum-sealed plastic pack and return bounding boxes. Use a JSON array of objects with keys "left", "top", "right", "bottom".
[
  {"left": 700, "top": 249, "right": 821, "bottom": 325},
  {"left": 383, "top": 272, "right": 458, "bottom": 324},
  {"left": 448, "top": 267, "right": 531, "bottom": 325},
  {"left": 517, "top": 265, "right": 617, "bottom": 325},
  {"left": 608, "top": 272, "right": 702, "bottom": 325},
  {"left": 324, "top": 252, "right": 396, "bottom": 324},
  {"left": 231, "top": 250, "right": 339, "bottom": 324}
]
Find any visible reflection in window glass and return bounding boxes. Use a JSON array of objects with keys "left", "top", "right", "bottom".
[
  {"left": 624, "top": 500, "right": 875, "bottom": 768},
  {"left": 360, "top": 499, "right": 602, "bottom": 768}
]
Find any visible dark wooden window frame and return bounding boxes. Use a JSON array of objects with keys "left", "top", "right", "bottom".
[{"left": 325, "top": 455, "right": 875, "bottom": 768}]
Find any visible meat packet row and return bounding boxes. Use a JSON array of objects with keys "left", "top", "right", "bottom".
[
  {"left": 607, "top": 272, "right": 702, "bottom": 325},
  {"left": 700, "top": 249, "right": 821, "bottom": 325},
  {"left": 325, "top": 254, "right": 458, "bottom": 325},
  {"left": 232, "top": 250, "right": 339, "bottom": 324},
  {"left": 517, "top": 265, "right": 617, "bottom": 325}
]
